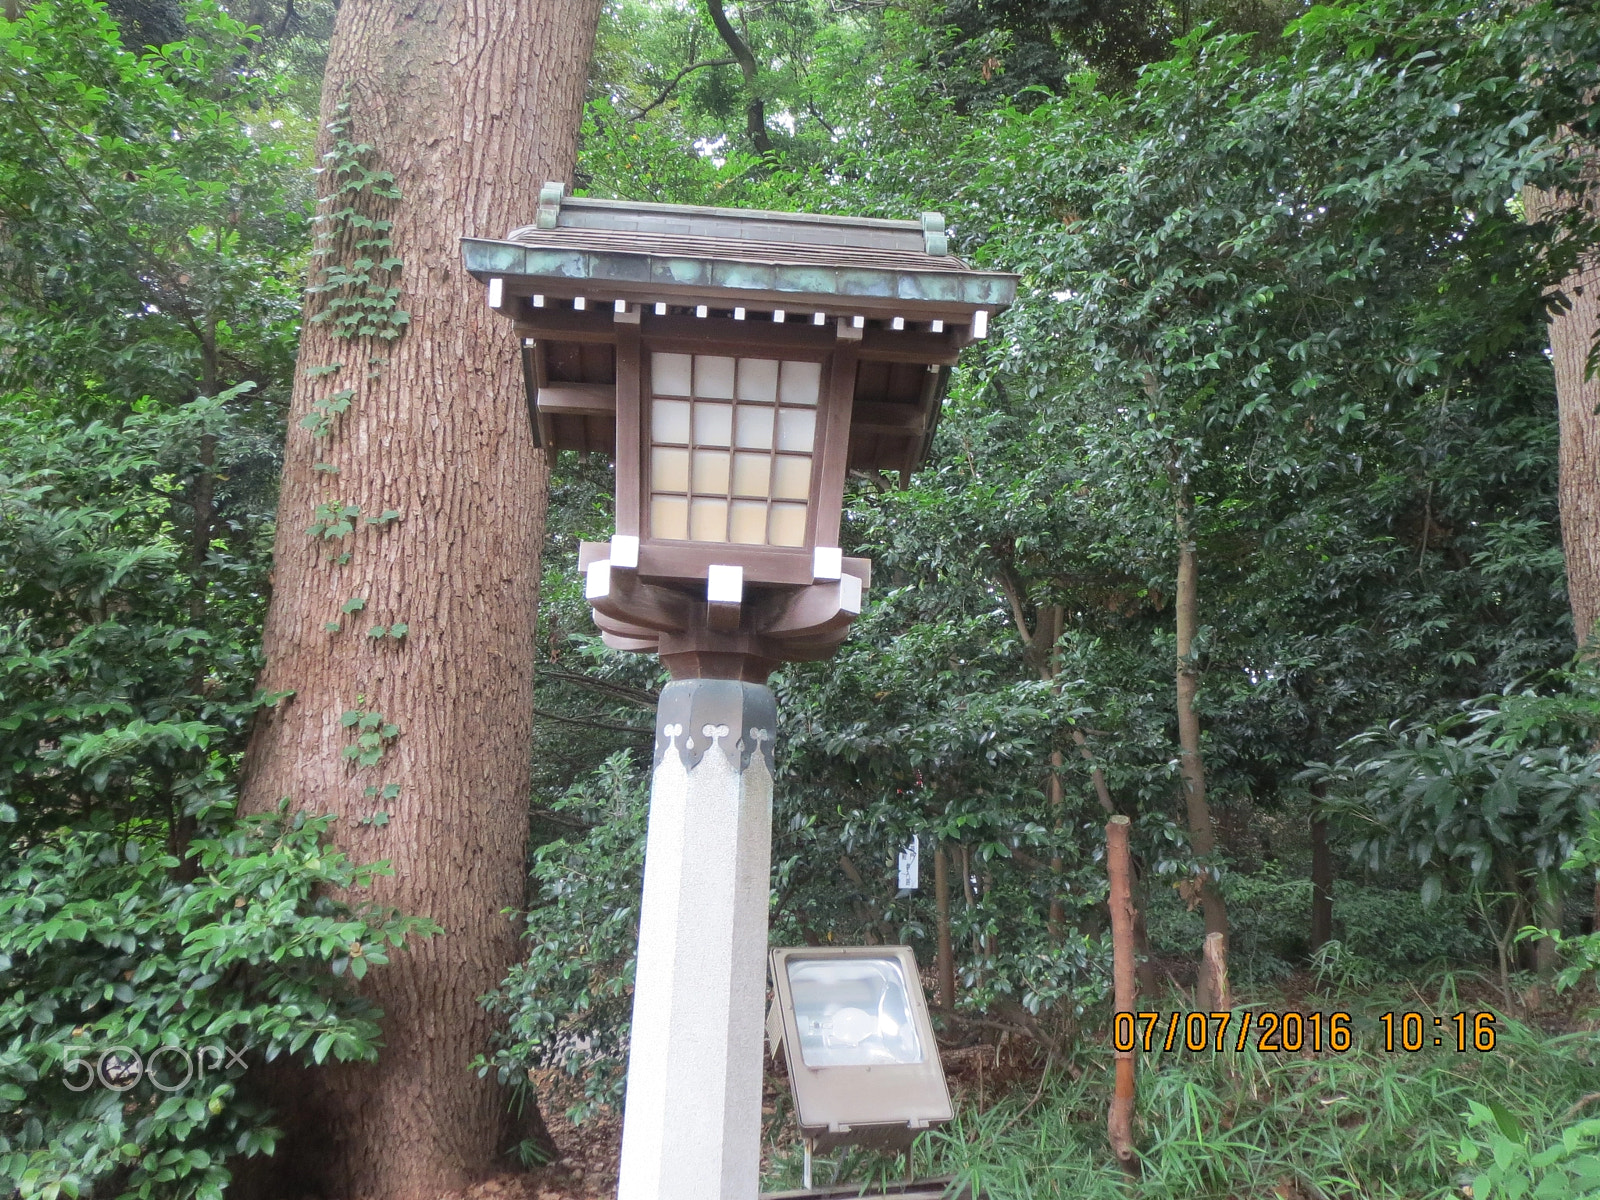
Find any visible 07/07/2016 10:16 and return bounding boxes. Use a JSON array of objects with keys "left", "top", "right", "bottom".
[{"left": 1112, "top": 1010, "right": 1498, "bottom": 1055}]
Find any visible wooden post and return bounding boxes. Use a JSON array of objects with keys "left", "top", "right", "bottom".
[
  {"left": 1202, "top": 932, "right": 1231, "bottom": 1014},
  {"left": 1106, "top": 815, "right": 1139, "bottom": 1177}
]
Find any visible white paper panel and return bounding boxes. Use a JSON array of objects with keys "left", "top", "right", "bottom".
[
  {"left": 694, "top": 402, "right": 733, "bottom": 447},
  {"left": 692, "top": 449, "right": 731, "bottom": 493},
  {"left": 695, "top": 355, "right": 736, "bottom": 399},
  {"left": 652, "top": 399, "right": 691, "bottom": 445},
  {"left": 776, "top": 408, "right": 816, "bottom": 453},
  {"left": 735, "top": 405, "right": 775, "bottom": 450},
  {"left": 737, "top": 358, "right": 779, "bottom": 403},
  {"left": 689, "top": 497, "right": 729, "bottom": 542},
  {"left": 732, "top": 452, "right": 772, "bottom": 498},
  {"left": 651, "top": 447, "right": 689, "bottom": 493},
  {"left": 769, "top": 502, "right": 807, "bottom": 547},
  {"left": 730, "top": 500, "right": 768, "bottom": 545},
  {"left": 651, "top": 495, "right": 688, "bottom": 540},
  {"left": 779, "top": 360, "right": 822, "bottom": 406},
  {"left": 652, "top": 353, "right": 692, "bottom": 397},
  {"left": 772, "top": 455, "right": 811, "bottom": 500}
]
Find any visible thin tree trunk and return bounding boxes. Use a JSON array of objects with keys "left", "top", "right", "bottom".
[
  {"left": 935, "top": 844, "right": 955, "bottom": 1010},
  {"left": 1524, "top": 161, "right": 1600, "bottom": 645},
  {"left": 960, "top": 845, "right": 981, "bottom": 984},
  {"left": 1106, "top": 815, "right": 1139, "bottom": 1177},
  {"left": 1309, "top": 782, "right": 1334, "bottom": 951},
  {"left": 1534, "top": 870, "right": 1564, "bottom": 980},
  {"left": 237, "top": 0, "right": 600, "bottom": 1194},
  {"left": 190, "top": 323, "right": 219, "bottom": 623},
  {"left": 1174, "top": 478, "right": 1228, "bottom": 1010},
  {"left": 1042, "top": 603, "right": 1067, "bottom": 937},
  {"left": 1047, "top": 750, "right": 1066, "bottom": 937},
  {"left": 704, "top": 0, "right": 772, "bottom": 156}
]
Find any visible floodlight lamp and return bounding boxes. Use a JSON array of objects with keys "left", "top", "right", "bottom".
[
  {"left": 767, "top": 946, "right": 952, "bottom": 1154},
  {"left": 786, "top": 956, "right": 923, "bottom": 1067}
]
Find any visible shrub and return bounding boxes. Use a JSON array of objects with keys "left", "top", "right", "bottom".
[{"left": 0, "top": 803, "right": 438, "bottom": 1200}]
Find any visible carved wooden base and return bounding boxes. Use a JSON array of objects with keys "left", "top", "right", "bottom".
[{"left": 577, "top": 540, "right": 871, "bottom": 682}]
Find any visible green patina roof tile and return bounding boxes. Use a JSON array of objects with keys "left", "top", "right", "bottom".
[
  {"left": 835, "top": 268, "right": 895, "bottom": 298},
  {"left": 522, "top": 249, "right": 591, "bottom": 279},
  {"left": 897, "top": 273, "right": 959, "bottom": 302},
  {"left": 709, "top": 261, "right": 779, "bottom": 291},
  {"left": 591, "top": 254, "right": 652, "bottom": 283},
  {"left": 655, "top": 257, "right": 709, "bottom": 286},
  {"left": 773, "top": 266, "right": 843, "bottom": 295}
]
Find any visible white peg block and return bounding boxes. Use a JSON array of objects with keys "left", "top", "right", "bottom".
[
  {"left": 707, "top": 564, "right": 744, "bottom": 605},
  {"left": 610, "top": 534, "right": 640, "bottom": 569},
  {"left": 813, "top": 546, "right": 843, "bottom": 581}
]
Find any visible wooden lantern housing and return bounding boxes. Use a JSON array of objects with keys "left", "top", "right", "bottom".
[{"left": 464, "top": 185, "right": 1016, "bottom": 680}]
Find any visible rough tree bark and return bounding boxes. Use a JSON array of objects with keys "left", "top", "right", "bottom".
[
  {"left": 237, "top": 0, "right": 601, "bottom": 1195},
  {"left": 1525, "top": 165, "right": 1600, "bottom": 644},
  {"left": 1173, "top": 478, "right": 1229, "bottom": 1011}
]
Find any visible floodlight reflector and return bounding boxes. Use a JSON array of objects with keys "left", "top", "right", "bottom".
[{"left": 786, "top": 957, "right": 923, "bottom": 1067}]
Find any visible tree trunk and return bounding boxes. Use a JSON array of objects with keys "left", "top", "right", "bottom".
[
  {"left": 237, "top": 0, "right": 600, "bottom": 1194},
  {"left": 934, "top": 843, "right": 955, "bottom": 1010},
  {"left": 190, "top": 323, "right": 219, "bottom": 624},
  {"left": 1524, "top": 165, "right": 1600, "bottom": 645},
  {"left": 1173, "top": 479, "right": 1228, "bottom": 1010},
  {"left": 1533, "top": 870, "right": 1564, "bottom": 980},
  {"left": 705, "top": 0, "right": 773, "bottom": 156},
  {"left": 1309, "top": 782, "right": 1334, "bottom": 951},
  {"left": 1042, "top": 603, "right": 1067, "bottom": 937},
  {"left": 1105, "top": 816, "right": 1139, "bottom": 1178}
]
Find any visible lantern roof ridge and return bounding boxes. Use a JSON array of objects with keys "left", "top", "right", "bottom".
[
  {"left": 505, "top": 191, "right": 955, "bottom": 264},
  {"left": 462, "top": 187, "right": 1015, "bottom": 317}
]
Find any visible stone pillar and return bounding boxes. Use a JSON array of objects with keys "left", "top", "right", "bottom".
[{"left": 617, "top": 678, "right": 776, "bottom": 1200}]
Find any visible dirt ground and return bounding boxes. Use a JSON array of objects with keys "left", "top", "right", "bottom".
[{"left": 441, "top": 1037, "right": 1046, "bottom": 1200}]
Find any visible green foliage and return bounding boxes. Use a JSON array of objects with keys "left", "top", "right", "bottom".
[
  {"left": 1146, "top": 867, "right": 1490, "bottom": 981},
  {"left": 1459, "top": 1103, "right": 1600, "bottom": 1200},
  {"left": 337, "top": 705, "right": 398, "bottom": 769},
  {"left": 1314, "top": 716, "right": 1599, "bottom": 904},
  {"left": 1541, "top": 811, "right": 1600, "bottom": 992},
  {"left": 832, "top": 1006, "right": 1600, "bottom": 1199},
  {"left": 305, "top": 96, "right": 409, "bottom": 343},
  {"left": 0, "top": 397, "right": 271, "bottom": 837},
  {"left": 0, "top": 0, "right": 308, "bottom": 415},
  {"left": 478, "top": 753, "right": 648, "bottom": 1122},
  {"left": 0, "top": 803, "right": 439, "bottom": 1200}
]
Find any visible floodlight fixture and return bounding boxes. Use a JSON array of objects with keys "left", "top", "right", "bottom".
[{"left": 767, "top": 945, "right": 952, "bottom": 1158}]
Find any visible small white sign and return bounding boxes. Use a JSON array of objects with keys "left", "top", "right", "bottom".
[{"left": 897, "top": 835, "right": 920, "bottom": 891}]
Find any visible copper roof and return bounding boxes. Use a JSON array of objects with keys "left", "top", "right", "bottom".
[{"left": 504, "top": 224, "right": 971, "bottom": 273}]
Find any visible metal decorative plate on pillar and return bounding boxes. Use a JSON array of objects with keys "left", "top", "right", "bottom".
[{"left": 465, "top": 189, "right": 1014, "bottom": 1199}]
